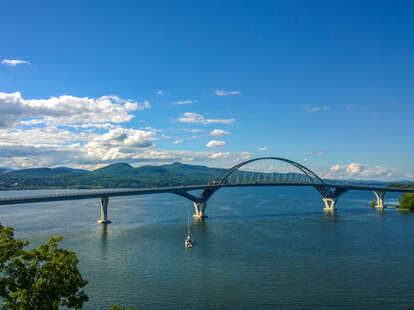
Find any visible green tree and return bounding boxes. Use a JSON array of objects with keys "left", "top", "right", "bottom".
[
  {"left": 398, "top": 193, "right": 414, "bottom": 210},
  {"left": 0, "top": 224, "right": 88, "bottom": 309}
]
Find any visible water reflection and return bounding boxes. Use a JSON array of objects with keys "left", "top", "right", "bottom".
[
  {"left": 99, "top": 224, "right": 108, "bottom": 256},
  {"left": 193, "top": 218, "right": 208, "bottom": 230},
  {"left": 399, "top": 208, "right": 414, "bottom": 216},
  {"left": 100, "top": 223, "right": 108, "bottom": 240},
  {"left": 323, "top": 209, "right": 339, "bottom": 221}
]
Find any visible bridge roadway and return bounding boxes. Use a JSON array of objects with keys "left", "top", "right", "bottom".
[
  {"left": 1, "top": 182, "right": 414, "bottom": 223},
  {"left": 1, "top": 183, "right": 413, "bottom": 205}
]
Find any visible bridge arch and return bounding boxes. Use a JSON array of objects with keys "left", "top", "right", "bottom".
[
  {"left": 212, "top": 157, "right": 326, "bottom": 186},
  {"left": 191, "top": 157, "right": 338, "bottom": 218}
]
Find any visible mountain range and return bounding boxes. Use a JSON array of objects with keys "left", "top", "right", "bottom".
[{"left": 0, "top": 162, "right": 226, "bottom": 190}]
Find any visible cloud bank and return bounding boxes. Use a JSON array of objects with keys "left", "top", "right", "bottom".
[
  {"left": 326, "top": 163, "right": 413, "bottom": 180},
  {"left": 0, "top": 92, "right": 150, "bottom": 128},
  {"left": 0, "top": 91, "right": 251, "bottom": 170}
]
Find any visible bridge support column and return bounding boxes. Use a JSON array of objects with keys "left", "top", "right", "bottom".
[
  {"left": 373, "top": 191, "right": 386, "bottom": 210},
  {"left": 97, "top": 197, "right": 111, "bottom": 224},
  {"left": 322, "top": 198, "right": 337, "bottom": 211},
  {"left": 192, "top": 202, "right": 208, "bottom": 219}
]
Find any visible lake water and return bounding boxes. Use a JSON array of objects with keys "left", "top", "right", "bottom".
[{"left": 1, "top": 187, "right": 414, "bottom": 309}]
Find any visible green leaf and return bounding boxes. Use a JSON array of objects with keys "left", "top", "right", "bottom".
[{"left": 0, "top": 223, "right": 89, "bottom": 309}]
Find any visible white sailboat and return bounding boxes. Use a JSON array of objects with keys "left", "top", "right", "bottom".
[{"left": 185, "top": 211, "right": 193, "bottom": 248}]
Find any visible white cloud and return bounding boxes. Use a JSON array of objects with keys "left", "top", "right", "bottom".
[
  {"left": 240, "top": 152, "right": 251, "bottom": 160},
  {"left": 86, "top": 128, "right": 156, "bottom": 149},
  {"left": 156, "top": 90, "right": 165, "bottom": 95},
  {"left": 173, "top": 139, "right": 183, "bottom": 144},
  {"left": 161, "top": 134, "right": 172, "bottom": 139},
  {"left": 68, "top": 123, "right": 117, "bottom": 129},
  {"left": 173, "top": 100, "right": 194, "bottom": 105},
  {"left": 0, "top": 92, "right": 251, "bottom": 170},
  {"left": 141, "top": 100, "right": 151, "bottom": 109},
  {"left": 304, "top": 104, "right": 329, "bottom": 113},
  {"left": 0, "top": 126, "right": 93, "bottom": 147},
  {"left": 214, "top": 90, "right": 240, "bottom": 96},
  {"left": 210, "top": 152, "right": 230, "bottom": 159},
  {"left": 178, "top": 112, "right": 235, "bottom": 125},
  {"left": 182, "top": 128, "right": 205, "bottom": 133},
  {"left": 330, "top": 164, "right": 342, "bottom": 172},
  {"left": 1, "top": 59, "right": 30, "bottom": 66},
  {"left": 325, "top": 162, "right": 413, "bottom": 181},
  {"left": 19, "top": 119, "right": 44, "bottom": 126},
  {"left": 209, "top": 129, "right": 230, "bottom": 137},
  {"left": 206, "top": 140, "right": 226, "bottom": 148},
  {"left": 77, "top": 128, "right": 159, "bottom": 162},
  {"left": 0, "top": 127, "right": 253, "bottom": 169},
  {"left": 178, "top": 112, "right": 204, "bottom": 123},
  {"left": 0, "top": 92, "right": 150, "bottom": 128},
  {"left": 207, "top": 118, "right": 235, "bottom": 124},
  {"left": 257, "top": 147, "right": 268, "bottom": 151}
]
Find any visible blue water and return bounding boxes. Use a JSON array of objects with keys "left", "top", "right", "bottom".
[{"left": 1, "top": 187, "right": 414, "bottom": 309}]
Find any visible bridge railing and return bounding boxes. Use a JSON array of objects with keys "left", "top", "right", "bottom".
[{"left": 222, "top": 170, "right": 316, "bottom": 185}]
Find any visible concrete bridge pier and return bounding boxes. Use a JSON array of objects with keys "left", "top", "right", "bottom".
[
  {"left": 373, "top": 190, "right": 386, "bottom": 210},
  {"left": 193, "top": 202, "right": 208, "bottom": 219},
  {"left": 322, "top": 198, "right": 337, "bottom": 211},
  {"left": 97, "top": 197, "right": 112, "bottom": 224}
]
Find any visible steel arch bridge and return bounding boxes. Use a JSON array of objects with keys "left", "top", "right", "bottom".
[
  {"left": 188, "top": 157, "right": 348, "bottom": 218},
  {"left": 1, "top": 157, "right": 413, "bottom": 223}
]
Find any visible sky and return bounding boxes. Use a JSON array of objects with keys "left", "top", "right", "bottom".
[{"left": 0, "top": 0, "right": 413, "bottom": 180}]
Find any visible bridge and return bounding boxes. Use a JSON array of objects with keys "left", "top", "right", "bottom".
[{"left": 0, "top": 157, "right": 413, "bottom": 223}]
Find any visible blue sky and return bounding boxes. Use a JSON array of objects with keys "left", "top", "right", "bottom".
[{"left": 0, "top": 0, "right": 413, "bottom": 180}]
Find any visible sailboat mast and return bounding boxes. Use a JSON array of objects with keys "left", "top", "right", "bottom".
[{"left": 187, "top": 210, "right": 190, "bottom": 235}]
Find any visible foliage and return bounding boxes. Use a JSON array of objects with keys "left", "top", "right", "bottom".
[
  {"left": 398, "top": 193, "right": 414, "bottom": 210},
  {"left": 110, "top": 305, "right": 137, "bottom": 310},
  {"left": 0, "top": 224, "right": 88, "bottom": 309},
  {"left": 388, "top": 183, "right": 414, "bottom": 189}
]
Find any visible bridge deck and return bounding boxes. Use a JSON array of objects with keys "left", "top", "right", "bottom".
[{"left": 0, "top": 183, "right": 413, "bottom": 206}]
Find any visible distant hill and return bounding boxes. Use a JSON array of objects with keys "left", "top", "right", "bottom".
[
  {"left": 52, "top": 167, "right": 88, "bottom": 174},
  {"left": 4, "top": 167, "right": 87, "bottom": 177},
  {"left": 0, "top": 162, "right": 226, "bottom": 190}
]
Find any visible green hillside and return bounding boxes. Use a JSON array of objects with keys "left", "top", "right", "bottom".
[{"left": 0, "top": 162, "right": 226, "bottom": 190}]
